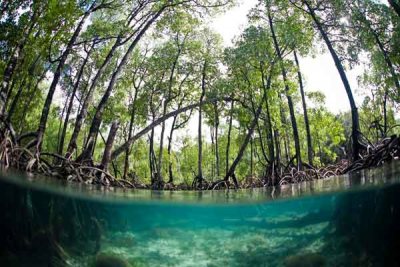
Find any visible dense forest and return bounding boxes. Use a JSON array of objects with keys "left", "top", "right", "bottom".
[{"left": 0, "top": 0, "right": 399, "bottom": 189}]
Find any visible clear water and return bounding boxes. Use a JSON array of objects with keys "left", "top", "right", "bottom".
[{"left": 0, "top": 163, "right": 399, "bottom": 267}]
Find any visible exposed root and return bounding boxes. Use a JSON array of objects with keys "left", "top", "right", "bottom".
[
  {"left": 210, "top": 179, "right": 228, "bottom": 190},
  {"left": 0, "top": 129, "right": 136, "bottom": 189},
  {"left": 192, "top": 175, "right": 211, "bottom": 190},
  {"left": 343, "top": 135, "right": 399, "bottom": 173},
  {"left": 260, "top": 136, "right": 399, "bottom": 187},
  {"left": 241, "top": 175, "right": 264, "bottom": 189},
  {"left": 0, "top": 121, "right": 399, "bottom": 191}
]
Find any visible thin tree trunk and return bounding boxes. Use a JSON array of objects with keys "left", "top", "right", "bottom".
[
  {"left": 80, "top": 6, "right": 167, "bottom": 161},
  {"left": 268, "top": 10, "right": 302, "bottom": 169},
  {"left": 302, "top": 0, "right": 360, "bottom": 161},
  {"left": 36, "top": 10, "right": 91, "bottom": 153},
  {"left": 66, "top": 36, "right": 122, "bottom": 158},
  {"left": 225, "top": 100, "right": 234, "bottom": 176},
  {"left": 156, "top": 99, "right": 168, "bottom": 185},
  {"left": 123, "top": 89, "right": 139, "bottom": 179},
  {"left": 197, "top": 60, "right": 207, "bottom": 182},
  {"left": 318, "top": 136, "right": 322, "bottom": 165},
  {"left": 274, "top": 129, "right": 281, "bottom": 175},
  {"left": 149, "top": 128, "right": 156, "bottom": 184},
  {"left": 280, "top": 101, "right": 290, "bottom": 164},
  {"left": 58, "top": 48, "right": 92, "bottom": 156},
  {"left": 383, "top": 90, "right": 388, "bottom": 136},
  {"left": 155, "top": 46, "right": 181, "bottom": 184},
  {"left": 149, "top": 89, "right": 158, "bottom": 185},
  {"left": 210, "top": 126, "right": 215, "bottom": 178},
  {"left": 66, "top": 2, "right": 161, "bottom": 157},
  {"left": 213, "top": 103, "right": 220, "bottom": 178},
  {"left": 260, "top": 64, "right": 276, "bottom": 181},
  {"left": 222, "top": 70, "right": 271, "bottom": 186},
  {"left": 294, "top": 50, "right": 313, "bottom": 165},
  {"left": 56, "top": 94, "right": 69, "bottom": 155},
  {"left": 250, "top": 136, "right": 254, "bottom": 177},
  {"left": 101, "top": 121, "right": 120, "bottom": 172},
  {"left": 256, "top": 117, "right": 269, "bottom": 163},
  {"left": 111, "top": 96, "right": 235, "bottom": 161},
  {"left": 224, "top": 95, "right": 264, "bottom": 185},
  {"left": 167, "top": 115, "right": 178, "bottom": 183}
]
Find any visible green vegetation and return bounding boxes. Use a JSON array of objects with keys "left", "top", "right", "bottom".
[{"left": 0, "top": 0, "right": 399, "bottom": 189}]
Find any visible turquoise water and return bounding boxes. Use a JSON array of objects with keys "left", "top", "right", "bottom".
[{"left": 0, "top": 163, "right": 399, "bottom": 266}]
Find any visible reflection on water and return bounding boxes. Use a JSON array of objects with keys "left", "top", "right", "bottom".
[{"left": 0, "top": 162, "right": 399, "bottom": 266}]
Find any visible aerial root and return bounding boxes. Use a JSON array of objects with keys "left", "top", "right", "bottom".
[
  {"left": 260, "top": 136, "right": 399, "bottom": 187},
  {"left": 0, "top": 122, "right": 399, "bottom": 191},
  {"left": 192, "top": 175, "right": 211, "bottom": 190},
  {"left": 0, "top": 129, "right": 137, "bottom": 188},
  {"left": 211, "top": 179, "right": 228, "bottom": 190}
]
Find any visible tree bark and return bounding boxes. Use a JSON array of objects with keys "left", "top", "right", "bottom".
[
  {"left": 167, "top": 115, "right": 178, "bottom": 184},
  {"left": 294, "top": 50, "right": 313, "bottom": 165},
  {"left": 250, "top": 135, "right": 254, "bottom": 177},
  {"left": 79, "top": 6, "right": 167, "bottom": 162},
  {"left": 149, "top": 127, "right": 156, "bottom": 184},
  {"left": 302, "top": 0, "right": 361, "bottom": 161},
  {"left": 255, "top": 112, "right": 268, "bottom": 164},
  {"left": 197, "top": 60, "right": 207, "bottom": 182},
  {"left": 225, "top": 100, "right": 234, "bottom": 176},
  {"left": 58, "top": 48, "right": 92, "bottom": 156},
  {"left": 268, "top": 10, "right": 302, "bottom": 169},
  {"left": 111, "top": 96, "right": 235, "bottom": 161},
  {"left": 56, "top": 94, "right": 70, "bottom": 156},
  {"left": 156, "top": 44, "right": 181, "bottom": 184},
  {"left": 274, "top": 129, "right": 281, "bottom": 175},
  {"left": 260, "top": 64, "right": 276, "bottom": 181},
  {"left": 213, "top": 103, "right": 220, "bottom": 178},
  {"left": 383, "top": 90, "right": 388, "bottom": 136},
  {"left": 101, "top": 121, "right": 120, "bottom": 172},
  {"left": 224, "top": 93, "right": 264, "bottom": 184},
  {"left": 66, "top": 36, "right": 122, "bottom": 158},
  {"left": 36, "top": 10, "right": 90, "bottom": 152},
  {"left": 123, "top": 89, "right": 139, "bottom": 179},
  {"left": 66, "top": 2, "right": 169, "bottom": 158}
]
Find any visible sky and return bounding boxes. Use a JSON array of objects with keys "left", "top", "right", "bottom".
[{"left": 209, "top": 0, "right": 365, "bottom": 114}]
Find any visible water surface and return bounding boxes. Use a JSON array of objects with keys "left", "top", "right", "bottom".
[{"left": 0, "top": 163, "right": 399, "bottom": 266}]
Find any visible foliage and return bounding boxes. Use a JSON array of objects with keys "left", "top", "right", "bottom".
[{"left": 0, "top": 0, "right": 398, "bottom": 186}]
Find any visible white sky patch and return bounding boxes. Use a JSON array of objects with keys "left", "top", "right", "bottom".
[{"left": 210, "top": 0, "right": 257, "bottom": 47}]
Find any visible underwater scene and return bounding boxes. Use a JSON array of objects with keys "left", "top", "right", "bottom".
[{"left": 0, "top": 163, "right": 400, "bottom": 267}]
